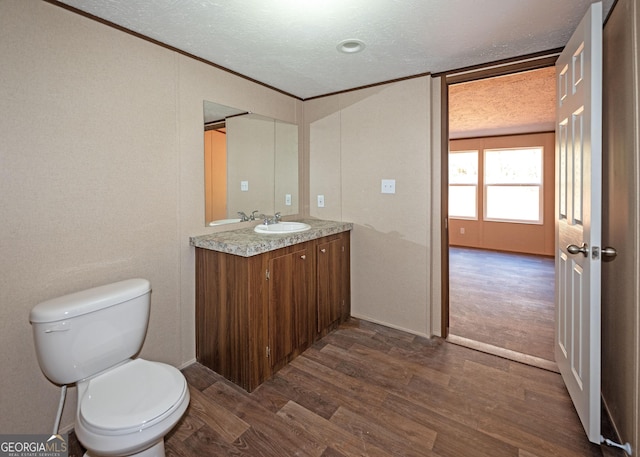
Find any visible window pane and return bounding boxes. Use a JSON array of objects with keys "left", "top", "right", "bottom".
[
  {"left": 486, "top": 186, "right": 540, "bottom": 221},
  {"left": 485, "top": 148, "right": 542, "bottom": 184},
  {"left": 449, "top": 151, "right": 478, "bottom": 184},
  {"left": 449, "top": 186, "right": 477, "bottom": 218}
]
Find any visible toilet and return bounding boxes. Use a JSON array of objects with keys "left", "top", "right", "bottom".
[{"left": 29, "top": 278, "right": 190, "bottom": 457}]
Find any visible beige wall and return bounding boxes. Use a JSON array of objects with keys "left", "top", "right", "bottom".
[
  {"left": 7, "top": 2, "right": 637, "bottom": 449},
  {"left": 0, "top": 1, "right": 301, "bottom": 433},
  {"left": 226, "top": 115, "right": 276, "bottom": 217},
  {"left": 306, "top": 77, "right": 438, "bottom": 337}
]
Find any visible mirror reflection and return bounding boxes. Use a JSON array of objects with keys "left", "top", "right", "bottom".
[{"left": 203, "top": 101, "right": 299, "bottom": 226}]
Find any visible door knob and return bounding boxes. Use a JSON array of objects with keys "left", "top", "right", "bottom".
[
  {"left": 567, "top": 243, "right": 589, "bottom": 256},
  {"left": 601, "top": 247, "right": 617, "bottom": 258}
]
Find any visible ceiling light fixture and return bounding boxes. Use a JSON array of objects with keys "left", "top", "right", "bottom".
[{"left": 337, "top": 39, "right": 366, "bottom": 54}]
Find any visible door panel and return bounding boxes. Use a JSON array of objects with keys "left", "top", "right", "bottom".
[
  {"left": 269, "top": 249, "right": 308, "bottom": 369},
  {"left": 555, "top": 1, "right": 602, "bottom": 444},
  {"left": 317, "top": 238, "right": 342, "bottom": 332}
]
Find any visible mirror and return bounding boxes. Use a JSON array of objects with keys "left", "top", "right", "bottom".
[{"left": 203, "top": 101, "right": 299, "bottom": 226}]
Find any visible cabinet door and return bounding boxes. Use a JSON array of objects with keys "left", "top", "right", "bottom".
[
  {"left": 317, "top": 238, "right": 342, "bottom": 332},
  {"left": 268, "top": 248, "right": 309, "bottom": 369}
]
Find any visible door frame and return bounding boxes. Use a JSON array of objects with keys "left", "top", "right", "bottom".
[{"left": 437, "top": 51, "right": 561, "bottom": 337}]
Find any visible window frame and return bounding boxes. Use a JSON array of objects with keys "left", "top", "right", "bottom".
[
  {"left": 482, "top": 146, "right": 544, "bottom": 225},
  {"left": 448, "top": 149, "right": 479, "bottom": 220}
]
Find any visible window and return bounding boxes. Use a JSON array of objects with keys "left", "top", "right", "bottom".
[
  {"left": 484, "top": 147, "right": 543, "bottom": 223},
  {"left": 449, "top": 151, "right": 478, "bottom": 219}
]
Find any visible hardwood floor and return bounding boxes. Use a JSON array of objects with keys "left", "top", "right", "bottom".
[
  {"left": 158, "top": 319, "right": 618, "bottom": 457},
  {"left": 67, "top": 319, "right": 622, "bottom": 456},
  {"left": 448, "top": 247, "right": 555, "bottom": 363}
]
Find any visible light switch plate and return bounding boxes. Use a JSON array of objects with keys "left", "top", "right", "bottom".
[{"left": 381, "top": 179, "right": 396, "bottom": 194}]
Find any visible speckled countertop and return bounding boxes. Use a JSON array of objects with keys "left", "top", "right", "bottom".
[{"left": 190, "top": 219, "right": 353, "bottom": 257}]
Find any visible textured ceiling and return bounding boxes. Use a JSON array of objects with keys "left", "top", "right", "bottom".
[
  {"left": 449, "top": 67, "right": 556, "bottom": 139},
  {"left": 55, "top": 0, "right": 613, "bottom": 99}
]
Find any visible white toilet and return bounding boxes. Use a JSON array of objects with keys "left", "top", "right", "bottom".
[{"left": 29, "top": 278, "right": 190, "bottom": 457}]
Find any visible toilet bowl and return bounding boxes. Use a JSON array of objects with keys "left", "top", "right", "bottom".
[
  {"left": 29, "top": 279, "right": 190, "bottom": 457},
  {"left": 75, "top": 359, "right": 189, "bottom": 457}
]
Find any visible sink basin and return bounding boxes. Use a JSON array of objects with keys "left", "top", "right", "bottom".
[
  {"left": 209, "top": 218, "right": 242, "bottom": 226},
  {"left": 254, "top": 221, "right": 311, "bottom": 234}
]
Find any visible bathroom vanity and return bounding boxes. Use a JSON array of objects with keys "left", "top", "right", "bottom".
[{"left": 190, "top": 219, "right": 352, "bottom": 391}]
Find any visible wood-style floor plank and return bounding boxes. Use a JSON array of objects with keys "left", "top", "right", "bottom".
[
  {"left": 449, "top": 247, "right": 555, "bottom": 362},
  {"left": 68, "top": 318, "right": 621, "bottom": 457},
  {"left": 277, "top": 400, "right": 392, "bottom": 457}
]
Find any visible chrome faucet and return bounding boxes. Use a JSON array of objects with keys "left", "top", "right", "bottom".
[
  {"left": 238, "top": 210, "right": 260, "bottom": 222},
  {"left": 262, "top": 212, "right": 282, "bottom": 225}
]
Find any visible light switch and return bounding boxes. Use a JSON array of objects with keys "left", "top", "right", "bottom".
[
  {"left": 240, "top": 181, "right": 249, "bottom": 191},
  {"left": 381, "top": 179, "right": 396, "bottom": 194}
]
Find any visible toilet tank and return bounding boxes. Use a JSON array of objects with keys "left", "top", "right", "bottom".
[{"left": 29, "top": 278, "right": 151, "bottom": 385}]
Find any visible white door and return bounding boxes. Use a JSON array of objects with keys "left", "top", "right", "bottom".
[{"left": 555, "top": 2, "right": 602, "bottom": 444}]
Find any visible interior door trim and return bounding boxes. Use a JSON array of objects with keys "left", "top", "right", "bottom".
[{"left": 439, "top": 52, "right": 560, "bottom": 338}]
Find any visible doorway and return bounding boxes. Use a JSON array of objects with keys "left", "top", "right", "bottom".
[{"left": 445, "top": 66, "right": 558, "bottom": 369}]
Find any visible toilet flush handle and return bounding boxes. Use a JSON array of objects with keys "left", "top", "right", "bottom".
[{"left": 44, "top": 323, "right": 70, "bottom": 333}]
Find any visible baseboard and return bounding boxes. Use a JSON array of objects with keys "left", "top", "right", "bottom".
[
  {"left": 59, "top": 422, "right": 75, "bottom": 435},
  {"left": 446, "top": 333, "right": 559, "bottom": 373},
  {"left": 349, "top": 313, "right": 431, "bottom": 339},
  {"left": 179, "top": 358, "right": 197, "bottom": 370},
  {"left": 601, "top": 395, "right": 632, "bottom": 456}
]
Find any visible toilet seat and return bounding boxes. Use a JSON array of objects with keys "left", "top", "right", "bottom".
[{"left": 79, "top": 359, "right": 187, "bottom": 436}]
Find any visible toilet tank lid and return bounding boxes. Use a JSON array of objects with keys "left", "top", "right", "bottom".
[{"left": 30, "top": 278, "right": 151, "bottom": 324}]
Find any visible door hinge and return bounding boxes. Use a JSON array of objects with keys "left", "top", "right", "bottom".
[
  {"left": 266, "top": 269, "right": 270, "bottom": 280},
  {"left": 266, "top": 346, "right": 270, "bottom": 358}
]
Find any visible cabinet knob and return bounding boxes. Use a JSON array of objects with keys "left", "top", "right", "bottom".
[
  {"left": 300, "top": 255, "right": 306, "bottom": 260},
  {"left": 320, "top": 248, "right": 326, "bottom": 253}
]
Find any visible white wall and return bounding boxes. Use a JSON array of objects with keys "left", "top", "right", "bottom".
[{"left": 0, "top": 1, "right": 301, "bottom": 433}]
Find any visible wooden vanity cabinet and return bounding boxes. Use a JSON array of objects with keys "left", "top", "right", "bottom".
[
  {"left": 316, "top": 234, "right": 350, "bottom": 337},
  {"left": 267, "top": 246, "right": 313, "bottom": 374},
  {"left": 195, "top": 248, "right": 270, "bottom": 391},
  {"left": 195, "top": 231, "right": 350, "bottom": 392}
]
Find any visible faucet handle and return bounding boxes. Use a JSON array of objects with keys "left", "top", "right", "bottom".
[
  {"left": 237, "top": 211, "right": 249, "bottom": 222},
  {"left": 274, "top": 212, "right": 282, "bottom": 222},
  {"left": 250, "top": 210, "right": 259, "bottom": 220}
]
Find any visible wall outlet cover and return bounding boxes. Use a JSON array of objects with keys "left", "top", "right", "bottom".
[{"left": 381, "top": 179, "right": 396, "bottom": 194}]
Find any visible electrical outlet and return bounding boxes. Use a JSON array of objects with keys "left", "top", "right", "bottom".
[
  {"left": 460, "top": 227, "right": 465, "bottom": 235},
  {"left": 240, "top": 181, "right": 249, "bottom": 191},
  {"left": 381, "top": 179, "right": 396, "bottom": 194},
  {"left": 285, "top": 194, "right": 292, "bottom": 206},
  {"left": 317, "top": 195, "right": 325, "bottom": 208}
]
